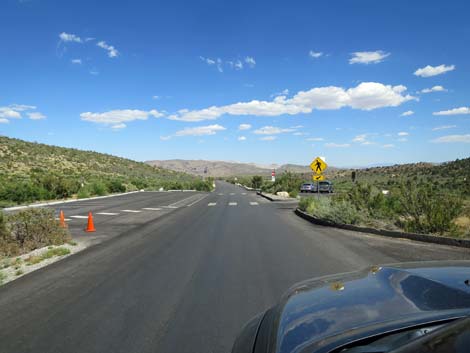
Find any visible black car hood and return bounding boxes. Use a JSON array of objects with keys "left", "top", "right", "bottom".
[{"left": 271, "top": 261, "right": 470, "bottom": 353}]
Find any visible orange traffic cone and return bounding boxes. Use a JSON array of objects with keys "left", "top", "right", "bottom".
[
  {"left": 85, "top": 212, "right": 96, "bottom": 232},
  {"left": 59, "top": 210, "right": 67, "bottom": 228}
]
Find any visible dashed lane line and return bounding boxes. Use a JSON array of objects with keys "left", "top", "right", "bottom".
[
  {"left": 229, "top": 202, "right": 237, "bottom": 206},
  {"left": 242, "top": 193, "right": 247, "bottom": 195},
  {"left": 55, "top": 218, "right": 72, "bottom": 221},
  {"left": 250, "top": 202, "right": 259, "bottom": 206},
  {"left": 208, "top": 202, "right": 217, "bottom": 207},
  {"left": 161, "top": 206, "right": 178, "bottom": 209},
  {"left": 69, "top": 215, "right": 89, "bottom": 219},
  {"left": 96, "top": 212, "right": 120, "bottom": 216},
  {"left": 142, "top": 208, "right": 162, "bottom": 211},
  {"left": 121, "top": 210, "right": 142, "bottom": 213}
]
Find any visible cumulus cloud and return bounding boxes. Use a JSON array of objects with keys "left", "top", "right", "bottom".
[
  {"left": 414, "top": 64, "right": 455, "bottom": 77},
  {"left": 421, "top": 85, "right": 447, "bottom": 93},
  {"left": 238, "top": 136, "right": 247, "bottom": 141},
  {"left": 71, "top": 59, "right": 82, "bottom": 64},
  {"left": 80, "top": 109, "right": 163, "bottom": 127},
  {"left": 398, "top": 132, "right": 409, "bottom": 136},
  {"left": 27, "top": 112, "right": 46, "bottom": 120},
  {"left": 167, "top": 82, "right": 415, "bottom": 122},
  {"left": 349, "top": 51, "right": 390, "bottom": 64},
  {"left": 253, "top": 126, "right": 295, "bottom": 135},
  {"left": 309, "top": 51, "right": 323, "bottom": 58},
  {"left": 0, "top": 118, "right": 9, "bottom": 124},
  {"left": 325, "top": 143, "right": 350, "bottom": 148},
  {"left": 433, "top": 107, "right": 470, "bottom": 116},
  {"left": 432, "top": 125, "right": 456, "bottom": 131},
  {"left": 161, "top": 124, "right": 226, "bottom": 140},
  {"left": 245, "top": 56, "right": 256, "bottom": 68},
  {"left": 431, "top": 134, "right": 470, "bottom": 143},
  {"left": 97, "top": 41, "right": 119, "bottom": 58},
  {"left": 0, "top": 104, "right": 42, "bottom": 122},
  {"left": 59, "top": 32, "right": 82, "bottom": 43},
  {"left": 260, "top": 136, "right": 276, "bottom": 141},
  {"left": 238, "top": 123, "right": 252, "bottom": 130},
  {"left": 400, "top": 110, "right": 414, "bottom": 117}
]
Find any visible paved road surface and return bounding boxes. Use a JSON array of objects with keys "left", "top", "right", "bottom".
[{"left": 1, "top": 181, "right": 469, "bottom": 353}]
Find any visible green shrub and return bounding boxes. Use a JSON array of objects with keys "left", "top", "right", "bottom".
[
  {"left": 107, "top": 179, "right": 126, "bottom": 193},
  {"left": 89, "top": 182, "right": 107, "bottom": 196},
  {"left": 289, "top": 190, "right": 299, "bottom": 198},
  {"left": 1, "top": 208, "right": 71, "bottom": 256},
  {"left": 301, "top": 197, "right": 362, "bottom": 225},
  {"left": 77, "top": 188, "right": 91, "bottom": 199},
  {"left": 251, "top": 176, "right": 264, "bottom": 189}
]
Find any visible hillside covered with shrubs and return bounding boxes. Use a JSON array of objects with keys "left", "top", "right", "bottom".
[{"left": 0, "top": 136, "right": 213, "bottom": 207}]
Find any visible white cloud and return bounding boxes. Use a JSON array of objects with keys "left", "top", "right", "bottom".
[
  {"left": 9, "top": 104, "right": 36, "bottom": 111},
  {"left": 234, "top": 60, "right": 243, "bottom": 70},
  {"left": 27, "top": 112, "right": 46, "bottom": 120},
  {"left": 0, "top": 107, "right": 22, "bottom": 119},
  {"left": 414, "top": 64, "right": 455, "bottom": 77},
  {"left": 433, "top": 107, "right": 470, "bottom": 116},
  {"left": 421, "top": 85, "right": 447, "bottom": 93},
  {"left": 260, "top": 136, "right": 276, "bottom": 141},
  {"left": 238, "top": 136, "right": 247, "bottom": 141},
  {"left": 293, "top": 132, "right": 308, "bottom": 136},
  {"left": 253, "top": 126, "right": 295, "bottom": 135},
  {"left": 111, "top": 123, "right": 126, "bottom": 129},
  {"left": 200, "top": 56, "right": 216, "bottom": 65},
  {"left": 238, "top": 123, "right": 252, "bottom": 130},
  {"left": 349, "top": 51, "right": 390, "bottom": 64},
  {"left": 309, "top": 51, "right": 323, "bottom": 58},
  {"left": 306, "top": 137, "right": 324, "bottom": 141},
  {"left": 80, "top": 109, "right": 163, "bottom": 126},
  {"left": 59, "top": 32, "right": 82, "bottom": 43},
  {"left": 71, "top": 59, "right": 82, "bottom": 64},
  {"left": 174, "top": 124, "right": 226, "bottom": 137},
  {"left": 271, "top": 89, "right": 289, "bottom": 97},
  {"left": 152, "top": 95, "right": 160, "bottom": 100},
  {"left": 400, "top": 110, "right": 414, "bottom": 117},
  {"left": 431, "top": 134, "right": 470, "bottom": 143},
  {"left": 382, "top": 144, "right": 394, "bottom": 148},
  {"left": 0, "top": 118, "right": 9, "bottom": 124},
  {"left": 245, "top": 56, "right": 256, "bottom": 68},
  {"left": 97, "top": 41, "right": 119, "bottom": 58},
  {"left": 167, "top": 82, "right": 415, "bottom": 122},
  {"left": 352, "top": 134, "right": 368, "bottom": 143},
  {"left": 432, "top": 125, "right": 456, "bottom": 131},
  {"left": 325, "top": 143, "right": 351, "bottom": 148},
  {"left": 398, "top": 132, "right": 409, "bottom": 136},
  {"left": 397, "top": 137, "right": 408, "bottom": 142}
]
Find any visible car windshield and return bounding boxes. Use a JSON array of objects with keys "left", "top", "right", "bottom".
[{"left": 1, "top": 2, "right": 469, "bottom": 353}]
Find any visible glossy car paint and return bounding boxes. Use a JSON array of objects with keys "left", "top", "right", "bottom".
[{"left": 232, "top": 261, "right": 470, "bottom": 353}]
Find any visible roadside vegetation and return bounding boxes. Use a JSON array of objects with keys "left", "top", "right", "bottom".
[
  {"left": 0, "top": 208, "right": 71, "bottom": 257},
  {"left": 0, "top": 136, "right": 213, "bottom": 207},
  {"left": 227, "top": 158, "right": 470, "bottom": 238}
]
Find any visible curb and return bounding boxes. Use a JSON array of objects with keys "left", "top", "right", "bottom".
[
  {"left": 256, "top": 192, "right": 297, "bottom": 202},
  {"left": 295, "top": 208, "right": 470, "bottom": 249}
]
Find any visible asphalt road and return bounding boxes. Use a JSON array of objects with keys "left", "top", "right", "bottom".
[{"left": 1, "top": 181, "right": 470, "bottom": 353}]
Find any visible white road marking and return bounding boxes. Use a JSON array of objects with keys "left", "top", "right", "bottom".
[
  {"left": 229, "top": 202, "right": 237, "bottom": 206},
  {"left": 208, "top": 202, "right": 217, "bottom": 207},
  {"left": 55, "top": 218, "right": 72, "bottom": 221},
  {"left": 229, "top": 193, "right": 235, "bottom": 195},
  {"left": 218, "top": 193, "right": 224, "bottom": 196},
  {"left": 242, "top": 193, "right": 247, "bottom": 195},
  {"left": 162, "top": 206, "right": 178, "bottom": 209},
  {"left": 250, "top": 202, "right": 259, "bottom": 206},
  {"left": 96, "top": 212, "right": 119, "bottom": 216},
  {"left": 186, "top": 194, "right": 210, "bottom": 207},
  {"left": 70, "top": 215, "right": 88, "bottom": 219},
  {"left": 121, "top": 209, "right": 142, "bottom": 213},
  {"left": 142, "top": 208, "right": 162, "bottom": 211}
]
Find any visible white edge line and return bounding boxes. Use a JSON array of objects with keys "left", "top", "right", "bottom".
[{"left": 186, "top": 194, "right": 210, "bottom": 207}]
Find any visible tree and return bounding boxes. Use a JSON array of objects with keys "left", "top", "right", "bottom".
[{"left": 251, "top": 176, "right": 263, "bottom": 189}]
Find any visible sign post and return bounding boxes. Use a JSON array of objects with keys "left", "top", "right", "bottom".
[
  {"left": 310, "top": 157, "right": 328, "bottom": 197},
  {"left": 271, "top": 169, "right": 276, "bottom": 182}
]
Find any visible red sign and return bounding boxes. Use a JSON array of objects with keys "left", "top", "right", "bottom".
[{"left": 271, "top": 170, "right": 276, "bottom": 177}]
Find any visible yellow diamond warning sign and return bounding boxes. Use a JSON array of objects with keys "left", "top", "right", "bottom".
[{"left": 310, "top": 157, "right": 328, "bottom": 175}]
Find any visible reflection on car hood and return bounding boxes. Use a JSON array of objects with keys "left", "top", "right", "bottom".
[{"left": 275, "top": 261, "right": 470, "bottom": 353}]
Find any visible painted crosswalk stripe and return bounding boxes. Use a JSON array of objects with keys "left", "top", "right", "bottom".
[
  {"left": 70, "top": 215, "right": 88, "bottom": 219},
  {"left": 250, "top": 202, "right": 259, "bottom": 206},
  {"left": 142, "top": 208, "right": 162, "bottom": 211},
  {"left": 229, "top": 202, "right": 237, "bottom": 206},
  {"left": 96, "top": 212, "right": 119, "bottom": 216},
  {"left": 208, "top": 202, "right": 217, "bottom": 207},
  {"left": 121, "top": 209, "right": 142, "bottom": 213}
]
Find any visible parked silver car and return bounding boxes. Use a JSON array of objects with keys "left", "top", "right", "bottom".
[
  {"left": 319, "top": 180, "right": 333, "bottom": 193},
  {"left": 300, "top": 183, "right": 317, "bottom": 193}
]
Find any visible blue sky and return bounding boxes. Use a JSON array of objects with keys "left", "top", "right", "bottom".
[{"left": 1, "top": 0, "right": 469, "bottom": 167}]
